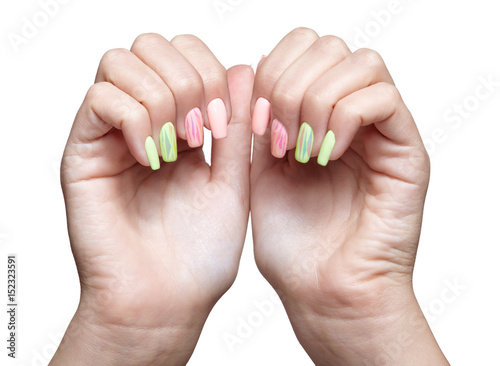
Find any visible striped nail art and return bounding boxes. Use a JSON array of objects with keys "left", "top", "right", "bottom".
[
  {"left": 160, "top": 122, "right": 177, "bottom": 162},
  {"left": 271, "top": 119, "right": 288, "bottom": 158},
  {"left": 295, "top": 122, "right": 314, "bottom": 163},
  {"left": 185, "top": 108, "right": 204, "bottom": 147}
]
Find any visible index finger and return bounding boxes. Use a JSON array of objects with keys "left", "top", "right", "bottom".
[{"left": 251, "top": 27, "right": 319, "bottom": 135}]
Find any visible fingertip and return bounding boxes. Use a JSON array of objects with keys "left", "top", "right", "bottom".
[
  {"left": 145, "top": 136, "right": 160, "bottom": 170},
  {"left": 159, "top": 122, "right": 178, "bottom": 163},
  {"left": 252, "top": 97, "right": 271, "bottom": 136},
  {"left": 185, "top": 108, "right": 204, "bottom": 148},
  {"left": 294, "top": 122, "right": 314, "bottom": 164},
  {"left": 120, "top": 118, "right": 157, "bottom": 169},
  {"left": 227, "top": 65, "right": 255, "bottom": 88},
  {"left": 211, "top": 65, "right": 254, "bottom": 181},
  {"left": 227, "top": 65, "right": 255, "bottom": 121},
  {"left": 270, "top": 119, "right": 288, "bottom": 158},
  {"left": 208, "top": 98, "right": 228, "bottom": 139},
  {"left": 317, "top": 130, "right": 336, "bottom": 166}
]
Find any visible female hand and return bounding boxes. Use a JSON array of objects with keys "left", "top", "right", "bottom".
[
  {"left": 250, "top": 28, "right": 448, "bottom": 365},
  {"left": 51, "top": 33, "right": 254, "bottom": 366}
]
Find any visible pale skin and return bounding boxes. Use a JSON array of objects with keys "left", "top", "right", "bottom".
[
  {"left": 251, "top": 28, "right": 448, "bottom": 365},
  {"left": 50, "top": 29, "right": 449, "bottom": 365}
]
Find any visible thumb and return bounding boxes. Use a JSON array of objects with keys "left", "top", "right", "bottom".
[{"left": 210, "top": 65, "right": 254, "bottom": 189}]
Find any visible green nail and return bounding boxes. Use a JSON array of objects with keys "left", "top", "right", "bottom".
[
  {"left": 145, "top": 136, "right": 160, "bottom": 170},
  {"left": 295, "top": 122, "right": 314, "bottom": 163},
  {"left": 160, "top": 122, "right": 177, "bottom": 162},
  {"left": 317, "top": 130, "right": 336, "bottom": 166}
]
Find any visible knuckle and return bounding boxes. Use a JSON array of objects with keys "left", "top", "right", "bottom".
[
  {"left": 202, "top": 69, "right": 227, "bottom": 94},
  {"left": 271, "top": 84, "right": 301, "bottom": 117},
  {"left": 380, "top": 82, "right": 401, "bottom": 102},
  {"left": 254, "top": 61, "right": 279, "bottom": 90},
  {"left": 353, "top": 48, "right": 385, "bottom": 69},
  {"left": 288, "top": 27, "right": 319, "bottom": 43},
  {"left": 303, "top": 88, "right": 327, "bottom": 110},
  {"left": 131, "top": 33, "right": 165, "bottom": 52},
  {"left": 148, "top": 87, "right": 173, "bottom": 108},
  {"left": 127, "top": 104, "right": 146, "bottom": 122},
  {"left": 120, "top": 100, "right": 147, "bottom": 124},
  {"left": 207, "top": 62, "right": 226, "bottom": 79},
  {"left": 172, "top": 74, "right": 203, "bottom": 96},
  {"left": 170, "top": 34, "right": 202, "bottom": 49},
  {"left": 314, "top": 35, "right": 349, "bottom": 56},
  {"left": 86, "top": 82, "right": 107, "bottom": 101},
  {"left": 100, "top": 48, "right": 129, "bottom": 68},
  {"left": 335, "top": 98, "right": 360, "bottom": 120},
  {"left": 198, "top": 60, "right": 226, "bottom": 88}
]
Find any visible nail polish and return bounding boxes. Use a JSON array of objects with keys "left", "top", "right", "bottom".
[
  {"left": 185, "top": 108, "right": 204, "bottom": 147},
  {"left": 145, "top": 136, "right": 160, "bottom": 170},
  {"left": 207, "top": 98, "right": 227, "bottom": 139},
  {"left": 160, "top": 122, "right": 177, "bottom": 162},
  {"left": 252, "top": 97, "right": 271, "bottom": 136},
  {"left": 271, "top": 119, "right": 288, "bottom": 158},
  {"left": 295, "top": 122, "right": 314, "bottom": 163},
  {"left": 317, "top": 130, "right": 336, "bottom": 166}
]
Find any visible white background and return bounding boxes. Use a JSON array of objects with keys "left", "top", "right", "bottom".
[{"left": 1, "top": 0, "right": 499, "bottom": 365}]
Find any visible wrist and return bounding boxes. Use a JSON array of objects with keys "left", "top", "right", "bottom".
[
  {"left": 285, "top": 288, "right": 449, "bottom": 366},
  {"left": 50, "top": 302, "right": 207, "bottom": 366}
]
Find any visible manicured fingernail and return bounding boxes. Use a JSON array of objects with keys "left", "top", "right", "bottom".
[
  {"left": 252, "top": 97, "right": 271, "bottom": 136},
  {"left": 145, "top": 136, "right": 160, "bottom": 170},
  {"left": 317, "top": 130, "right": 336, "bottom": 166},
  {"left": 295, "top": 122, "right": 314, "bottom": 163},
  {"left": 160, "top": 122, "right": 177, "bottom": 162},
  {"left": 271, "top": 119, "right": 288, "bottom": 158},
  {"left": 185, "top": 108, "right": 204, "bottom": 147},
  {"left": 207, "top": 98, "right": 227, "bottom": 139}
]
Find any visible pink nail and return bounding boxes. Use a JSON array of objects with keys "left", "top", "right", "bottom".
[
  {"left": 185, "top": 107, "right": 204, "bottom": 147},
  {"left": 207, "top": 98, "right": 228, "bottom": 139},
  {"left": 271, "top": 119, "right": 288, "bottom": 158},
  {"left": 252, "top": 97, "right": 271, "bottom": 136}
]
